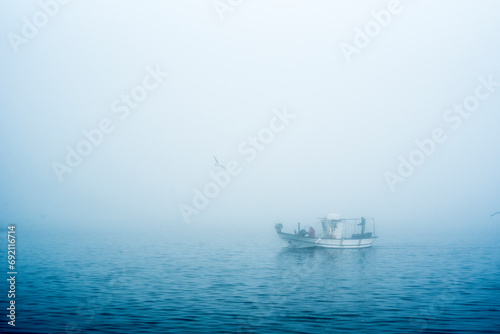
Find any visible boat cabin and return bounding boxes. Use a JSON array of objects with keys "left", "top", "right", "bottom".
[{"left": 320, "top": 214, "right": 375, "bottom": 239}]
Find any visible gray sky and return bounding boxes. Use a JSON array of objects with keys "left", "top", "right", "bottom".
[{"left": 1, "top": 0, "right": 500, "bottom": 237}]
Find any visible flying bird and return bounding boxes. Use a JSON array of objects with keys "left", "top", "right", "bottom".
[
  {"left": 490, "top": 211, "right": 500, "bottom": 217},
  {"left": 214, "top": 156, "right": 226, "bottom": 169}
]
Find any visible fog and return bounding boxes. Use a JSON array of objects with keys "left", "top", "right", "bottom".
[{"left": 1, "top": 0, "right": 500, "bottom": 238}]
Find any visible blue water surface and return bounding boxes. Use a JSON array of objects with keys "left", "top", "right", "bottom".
[{"left": 1, "top": 227, "right": 499, "bottom": 333}]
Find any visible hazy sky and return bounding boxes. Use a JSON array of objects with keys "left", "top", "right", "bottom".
[{"left": 1, "top": 0, "right": 500, "bottom": 236}]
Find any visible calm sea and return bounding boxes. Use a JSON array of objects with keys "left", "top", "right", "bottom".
[{"left": 1, "top": 226, "right": 499, "bottom": 333}]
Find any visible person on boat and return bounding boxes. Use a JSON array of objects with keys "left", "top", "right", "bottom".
[
  {"left": 358, "top": 217, "right": 366, "bottom": 235},
  {"left": 308, "top": 227, "right": 315, "bottom": 237}
]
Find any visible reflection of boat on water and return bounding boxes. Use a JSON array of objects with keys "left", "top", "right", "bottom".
[{"left": 275, "top": 213, "right": 377, "bottom": 249}]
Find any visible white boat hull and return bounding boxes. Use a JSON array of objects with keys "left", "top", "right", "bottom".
[{"left": 277, "top": 232, "right": 376, "bottom": 249}]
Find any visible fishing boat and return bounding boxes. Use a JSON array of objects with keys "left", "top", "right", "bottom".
[{"left": 275, "top": 213, "right": 377, "bottom": 249}]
